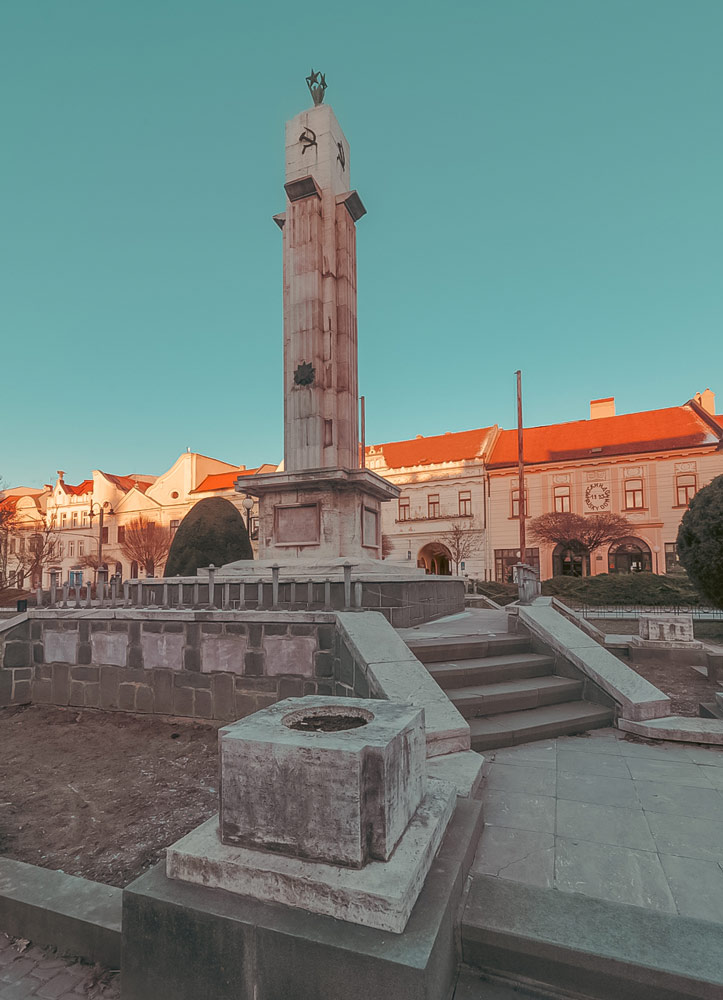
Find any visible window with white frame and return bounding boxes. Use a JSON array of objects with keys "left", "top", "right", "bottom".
[
  {"left": 554, "top": 485, "right": 570, "bottom": 512},
  {"left": 676, "top": 474, "right": 696, "bottom": 507},
  {"left": 624, "top": 478, "right": 644, "bottom": 509},
  {"left": 458, "top": 490, "right": 472, "bottom": 516},
  {"left": 511, "top": 488, "right": 528, "bottom": 518}
]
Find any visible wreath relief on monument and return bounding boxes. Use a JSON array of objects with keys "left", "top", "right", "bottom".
[{"left": 585, "top": 482, "right": 611, "bottom": 512}]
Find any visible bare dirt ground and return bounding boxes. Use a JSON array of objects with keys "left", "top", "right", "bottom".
[
  {"left": 590, "top": 618, "right": 721, "bottom": 716},
  {"left": 0, "top": 706, "right": 218, "bottom": 888}
]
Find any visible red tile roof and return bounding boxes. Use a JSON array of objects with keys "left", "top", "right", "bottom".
[
  {"left": 367, "top": 428, "right": 494, "bottom": 470},
  {"left": 0, "top": 495, "right": 20, "bottom": 512},
  {"left": 487, "top": 405, "right": 721, "bottom": 470},
  {"left": 101, "top": 473, "right": 154, "bottom": 493},
  {"left": 191, "top": 465, "right": 277, "bottom": 494},
  {"left": 61, "top": 479, "right": 94, "bottom": 496}
]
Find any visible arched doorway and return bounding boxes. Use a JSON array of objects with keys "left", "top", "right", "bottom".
[
  {"left": 552, "top": 544, "right": 590, "bottom": 578},
  {"left": 417, "top": 542, "right": 453, "bottom": 575},
  {"left": 608, "top": 537, "right": 652, "bottom": 574}
]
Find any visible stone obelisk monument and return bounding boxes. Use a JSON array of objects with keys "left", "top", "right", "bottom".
[{"left": 232, "top": 72, "right": 402, "bottom": 570}]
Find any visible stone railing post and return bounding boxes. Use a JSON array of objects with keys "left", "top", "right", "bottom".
[
  {"left": 61, "top": 581, "right": 69, "bottom": 608},
  {"left": 177, "top": 579, "right": 184, "bottom": 608},
  {"left": 86, "top": 582, "right": 93, "bottom": 609},
  {"left": 36, "top": 587, "right": 43, "bottom": 608},
  {"left": 207, "top": 565, "right": 216, "bottom": 609},
  {"left": 50, "top": 570, "right": 58, "bottom": 608},
  {"left": 515, "top": 563, "right": 541, "bottom": 606},
  {"left": 354, "top": 580, "right": 363, "bottom": 609},
  {"left": 271, "top": 564, "right": 280, "bottom": 609},
  {"left": 324, "top": 579, "right": 331, "bottom": 610},
  {"left": 257, "top": 579, "right": 264, "bottom": 609},
  {"left": 343, "top": 562, "right": 352, "bottom": 609},
  {"left": 123, "top": 580, "right": 130, "bottom": 607}
]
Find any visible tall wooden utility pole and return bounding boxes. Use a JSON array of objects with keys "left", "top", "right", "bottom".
[{"left": 515, "top": 371, "right": 525, "bottom": 563}]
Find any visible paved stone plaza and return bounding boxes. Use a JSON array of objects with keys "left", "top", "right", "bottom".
[
  {"left": 475, "top": 727, "right": 723, "bottom": 920},
  {"left": 0, "top": 934, "right": 119, "bottom": 1000}
]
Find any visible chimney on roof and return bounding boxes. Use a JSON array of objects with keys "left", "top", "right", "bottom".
[
  {"left": 694, "top": 388, "right": 716, "bottom": 415},
  {"left": 590, "top": 397, "right": 615, "bottom": 420},
  {"left": 56, "top": 470, "right": 65, "bottom": 481}
]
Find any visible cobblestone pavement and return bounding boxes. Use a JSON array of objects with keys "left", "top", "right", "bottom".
[{"left": 0, "top": 934, "right": 119, "bottom": 1000}]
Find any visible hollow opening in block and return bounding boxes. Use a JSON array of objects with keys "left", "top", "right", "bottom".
[{"left": 282, "top": 704, "right": 374, "bottom": 733}]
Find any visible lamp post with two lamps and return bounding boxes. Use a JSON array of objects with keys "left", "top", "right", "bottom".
[{"left": 87, "top": 502, "right": 114, "bottom": 578}]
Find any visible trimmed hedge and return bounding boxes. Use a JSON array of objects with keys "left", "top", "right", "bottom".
[
  {"left": 164, "top": 498, "right": 253, "bottom": 577},
  {"left": 474, "top": 572, "right": 703, "bottom": 607}
]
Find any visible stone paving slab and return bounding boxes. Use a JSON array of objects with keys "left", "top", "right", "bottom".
[
  {"left": 474, "top": 727, "right": 723, "bottom": 924},
  {"left": 0, "top": 935, "right": 119, "bottom": 1000}
]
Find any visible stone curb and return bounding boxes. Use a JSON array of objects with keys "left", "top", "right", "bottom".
[{"left": 0, "top": 858, "right": 122, "bottom": 969}]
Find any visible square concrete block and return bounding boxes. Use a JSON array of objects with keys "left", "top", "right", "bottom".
[
  {"left": 263, "top": 635, "right": 316, "bottom": 677},
  {"left": 201, "top": 635, "right": 247, "bottom": 674},
  {"left": 91, "top": 632, "right": 127, "bottom": 668},
  {"left": 45, "top": 630, "right": 78, "bottom": 664},
  {"left": 219, "top": 696, "right": 426, "bottom": 868},
  {"left": 141, "top": 631, "right": 185, "bottom": 671}
]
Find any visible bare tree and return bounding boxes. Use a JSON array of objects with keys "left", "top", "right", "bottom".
[
  {"left": 119, "top": 517, "right": 172, "bottom": 577},
  {"left": 0, "top": 487, "right": 19, "bottom": 587},
  {"left": 15, "top": 519, "right": 61, "bottom": 590},
  {"left": 529, "top": 512, "right": 633, "bottom": 576},
  {"left": 442, "top": 523, "right": 482, "bottom": 575},
  {"left": 381, "top": 533, "right": 394, "bottom": 559}
]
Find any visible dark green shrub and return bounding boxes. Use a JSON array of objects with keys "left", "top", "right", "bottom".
[
  {"left": 164, "top": 498, "right": 252, "bottom": 577},
  {"left": 677, "top": 475, "right": 723, "bottom": 610},
  {"left": 541, "top": 572, "right": 702, "bottom": 607}
]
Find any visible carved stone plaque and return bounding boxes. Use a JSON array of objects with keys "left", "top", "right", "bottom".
[
  {"left": 362, "top": 505, "right": 379, "bottom": 548},
  {"left": 275, "top": 503, "right": 320, "bottom": 545}
]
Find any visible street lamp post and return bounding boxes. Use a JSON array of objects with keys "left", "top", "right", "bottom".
[
  {"left": 241, "top": 496, "right": 254, "bottom": 540},
  {"left": 88, "top": 502, "right": 113, "bottom": 579}
]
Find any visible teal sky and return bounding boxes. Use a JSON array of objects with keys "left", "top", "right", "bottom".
[{"left": 2, "top": 1, "right": 722, "bottom": 487}]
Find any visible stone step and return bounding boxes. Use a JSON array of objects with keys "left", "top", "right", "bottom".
[
  {"left": 468, "top": 701, "right": 613, "bottom": 751},
  {"left": 448, "top": 676, "right": 582, "bottom": 719},
  {"left": 454, "top": 968, "right": 563, "bottom": 999},
  {"left": 462, "top": 875, "right": 723, "bottom": 1000},
  {"left": 408, "top": 634, "right": 532, "bottom": 664},
  {"left": 428, "top": 654, "right": 555, "bottom": 689}
]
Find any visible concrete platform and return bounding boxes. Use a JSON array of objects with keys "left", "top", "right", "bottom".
[
  {"left": 166, "top": 779, "right": 456, "bottom": 934},
  {"left": 464, "top": 728, "right": 723, "bottom": 998},
  {"left": 122, "top": 796, "right": 485, "bottom": 1000}
]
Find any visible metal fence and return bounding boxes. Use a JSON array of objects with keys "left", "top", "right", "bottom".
[{"left": 578, "top": 604, "right": 723, "bottom": 620}]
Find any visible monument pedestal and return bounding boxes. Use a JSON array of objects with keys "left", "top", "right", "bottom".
[{"left": 237, "top": 466, "right": 399, "bottom": 565}]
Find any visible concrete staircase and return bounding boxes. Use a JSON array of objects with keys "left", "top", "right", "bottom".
[{"left": 406, "top": 632, "right": 612, "bottom": 751}]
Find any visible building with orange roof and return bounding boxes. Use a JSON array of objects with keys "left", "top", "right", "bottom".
[
  {"left": 4, "top": 452, "right": 279, "bottom": 589},
  {"left": 486, "top": 392, "right": 723, "bottom": 581},
  {"left": 366, "top": 390, "right": 722, "bottom": 582},
  {"left": 365, "top": 427, "right": 496, "bottom": 575}
]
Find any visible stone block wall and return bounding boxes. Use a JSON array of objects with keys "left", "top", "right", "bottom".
[
  {"left": 0, "top": 609, "right": 469, "bottom": 760},
  {"left": 0, "top": 612, "right": 344, "bottom": 723}
]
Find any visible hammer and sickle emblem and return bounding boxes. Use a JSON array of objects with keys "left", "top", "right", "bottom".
[
  {"left": 299, "top": 127, "right": 317, "bottom": 154},
  {"left": 337, "top": 141, "right": 346, "bottom": 171}
]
